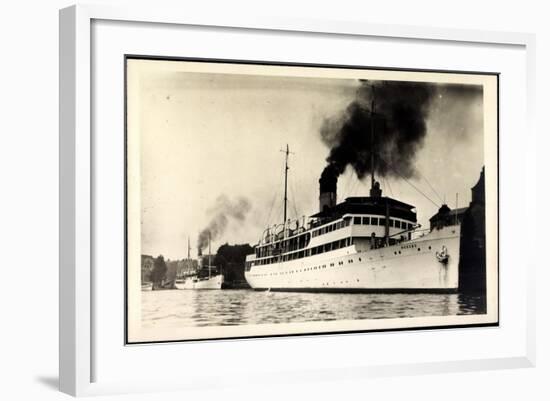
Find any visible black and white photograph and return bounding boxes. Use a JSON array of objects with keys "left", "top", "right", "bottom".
[{"left": 126, "top": 58, "right": 498, "bottom": 343}]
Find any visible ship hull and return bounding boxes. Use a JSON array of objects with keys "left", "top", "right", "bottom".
[
  {"left": 245, "top": 225, "right": 460, "bottom": 293},
  {"left": 177, "top": 275, "right": 224, "bottom": 290}
]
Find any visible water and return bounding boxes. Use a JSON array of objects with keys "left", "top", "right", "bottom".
[{"left": 141, "top": 289, "right": 486, "bottom": 329}]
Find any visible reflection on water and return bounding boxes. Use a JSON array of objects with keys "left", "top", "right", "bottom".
[{"left": 141, "top": 289, "right": 486, "bottom": 329}]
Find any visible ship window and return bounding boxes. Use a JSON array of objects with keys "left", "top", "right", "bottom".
[
  {"left": 408, "top": 223, "right": 413, "bottom": 230},
  {"left": 379, "top": 218, "right": 386, "bottom": 226},
  {"left": 371, "top": 217, "right": 378, "bottom": 225},
  {"left": 389, "top": 219, "right": 394, "bottom": 227},
  {"left": 354, "top": 217, "right": 361, "bottom": 225},
  {"left": 362, "top": 217, "right": 370, "bottom": 225}
]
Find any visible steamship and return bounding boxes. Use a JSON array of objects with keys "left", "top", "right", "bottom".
[
  {"left": 179, "top": 236, "right": 223, "bottom": 290},
  {"left": 244, "top": 144, "right": 462, "bottom": 293}
]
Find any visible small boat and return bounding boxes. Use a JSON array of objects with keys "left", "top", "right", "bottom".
[
  {"left": 436, "top": 246, "right": 449, "bottom": 264},
  {"left": 177, "top": 233, "right": 223, "bottom": 290}
]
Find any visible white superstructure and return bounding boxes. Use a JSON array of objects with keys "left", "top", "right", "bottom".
[{"left": 178, "top": 274, "right": 224, "bottom": 290}]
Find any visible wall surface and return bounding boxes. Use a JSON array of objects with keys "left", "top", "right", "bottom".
[{"left": 0, "top": 0, "right": 548, "bottom": 399}]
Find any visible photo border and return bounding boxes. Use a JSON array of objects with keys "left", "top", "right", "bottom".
[{"left": 123, "top": 54, "right": 500, "bottom": 345}]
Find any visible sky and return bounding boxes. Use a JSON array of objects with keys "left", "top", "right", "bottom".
[{"left": 127, "top": 59, "right": 492, "bottom": 260}]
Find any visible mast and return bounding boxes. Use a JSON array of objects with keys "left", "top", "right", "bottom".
[
  {"left": 455, "top": 193, "right": 459, "bottom": 225},
  {"left": 283, "top": 144, "right": 289, "bottom": 223},
  {"left": 370, "top": 86, "right": 376, "bottom": 190},
  {"left": 187, "top": 237, "right": 191, "bottom": 277},
  {"left": 208, "top": 232, "right": 211, "bottom": 279}
]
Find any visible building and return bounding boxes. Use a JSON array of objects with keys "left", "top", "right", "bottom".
[
  {"left": 458, "top": 167, "right": 486, "bottom": 294},
  {"left": 429, "top": 205, "right": 468, "bottom": 231},
  {"left": 141, "top": 255, "right": 154, "bottom": 283},
  {"left": 176, "top": 258, "right": 198, "bottom": 278}
]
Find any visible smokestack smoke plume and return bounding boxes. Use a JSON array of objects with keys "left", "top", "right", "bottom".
[
  {"left": 197, "top": 195, "right": 251, "bottom": 252},
  {"left": 320, "top": 80, "right": 436, "bottom": 181}
]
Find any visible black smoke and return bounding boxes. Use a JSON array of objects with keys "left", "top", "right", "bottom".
[
  {"left": 197, "top": 195, "right": 252, "bottom": 252},
  {"left": 320, "top": 80, "right": 436, "bottom": 180}
]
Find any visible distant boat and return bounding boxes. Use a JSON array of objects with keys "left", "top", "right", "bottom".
[{"left": 178, "top": 233, "right": 223, "bottom": 290}]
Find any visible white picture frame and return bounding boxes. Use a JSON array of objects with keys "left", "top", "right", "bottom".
[{"left": 59, "top": 4, "right": 536, "bottom": 397}]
